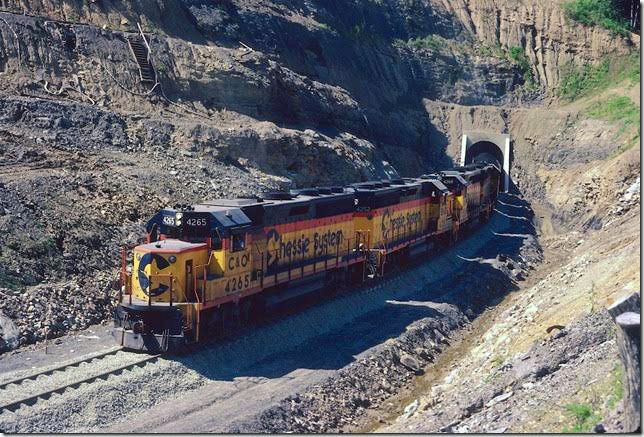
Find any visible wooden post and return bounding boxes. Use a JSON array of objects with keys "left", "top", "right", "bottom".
[{"left": 608, "top": 291, "right": 641, "bottom": 433}]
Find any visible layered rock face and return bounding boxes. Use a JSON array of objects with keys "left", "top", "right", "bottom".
[
  {"left": 0, "top": 1, "right": 636, "bottom": 176},
  {"left": 444, "top": 0, "right": 638, "bottom": 86}
]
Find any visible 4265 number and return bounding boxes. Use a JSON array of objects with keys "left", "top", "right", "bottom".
[{"left": 225, "top": 273, "right": 250, "bottom": 293}]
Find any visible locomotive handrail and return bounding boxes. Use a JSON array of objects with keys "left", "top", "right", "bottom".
[{"left": 144, "top": 273, "right": 175, "bottom": 306}]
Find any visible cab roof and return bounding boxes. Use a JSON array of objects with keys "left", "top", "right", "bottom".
[{"left": 136, "top": 239, "right": 207, "bottom": 253}]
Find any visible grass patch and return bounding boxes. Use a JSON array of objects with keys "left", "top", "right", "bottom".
[
  {"left": 562, "top": 403, "right": 602, "bottom": 432},
  {"left": 558, "top": 59, "right": 611, "bottom": 99},
  {"left": 587, "top": 94, "right": 640, "bottom": 150},
  {"left": 587, "top": 95, "right": 639, "bottom": 128},
  {"left": 563, "top": 0, "right": 631, "bottom": 36},
  {"left": 587, "top": 94, "right": 640, "bottom": 153},
  {"left": 607, "top": 362, "right": 625, "bottom": 408},
  {"left": 558, "top": 52, "right": 640, "bottom": 100}
]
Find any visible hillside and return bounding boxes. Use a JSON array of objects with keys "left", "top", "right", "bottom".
[{"left": 0, "top": 0, "right": 640, "bottom": 433}]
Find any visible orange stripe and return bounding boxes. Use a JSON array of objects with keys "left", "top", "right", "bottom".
[
  {"left": 355, "top": 197, "right": 432, "bottom": 217},
  {"left": 265, "top": 212, "right": 354, "bottom": 234}
]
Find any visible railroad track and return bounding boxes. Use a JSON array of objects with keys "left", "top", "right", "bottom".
[{"left": 0, "top": 347, "right": 162, "bottom": 413}]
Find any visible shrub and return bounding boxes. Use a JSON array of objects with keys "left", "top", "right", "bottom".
[
  {"left": 407, "top": 34, "right": 441, "bottom": 50},
  {"left": 563, "top": 0, "right": 631, "bottom": 36},
  {"left": 562, "top": 403, "right": 602, "bottom": 433},
  {"left": 506, "top": 46, "right": 537, "bottom": 88},
  {"left": 508, "top": 46, "right": 530, "bottom": 72}
]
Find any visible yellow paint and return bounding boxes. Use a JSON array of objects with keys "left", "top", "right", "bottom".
[
  {"left": 263, "top": 218, "right": 355, "bottom": 269},
  {"left": 132, "top": 246, "right": 208, "bottom": 303},
  {"left": 431, "top": 196, "right": 454, "bottom": 235},
  {"left": 355, "top": 201, "right": 431, "bottom": 248}
]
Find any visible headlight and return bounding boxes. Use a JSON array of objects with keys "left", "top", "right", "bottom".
[
  {"left": 168, "top": 255, "right": 176, "bottom": 264},
  {"left": 176, "top": 219, "right": 182, "bottom": 226},
  {"left": 176, "top": 212, "right": 183, "bottom": 219}
]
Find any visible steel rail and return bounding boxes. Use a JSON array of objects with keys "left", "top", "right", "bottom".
[
  {"left": 0, "top": 346, "right": 124, "bottom": 390},
  {"left": 0, "top": 353, "right": 161, "bottom": 413}
]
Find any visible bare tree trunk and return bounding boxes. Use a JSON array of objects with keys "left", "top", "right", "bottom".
[{"left": 608, "top": 291, "right": 641, "bottom": 433}]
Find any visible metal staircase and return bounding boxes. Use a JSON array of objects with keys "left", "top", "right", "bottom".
[{"left": 127, "top": 35, "right": 155, "bottom": 85}]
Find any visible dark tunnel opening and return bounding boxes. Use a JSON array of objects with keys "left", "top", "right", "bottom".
[{"left": 464, "top": 140, "right": 506, "bottom": 190}]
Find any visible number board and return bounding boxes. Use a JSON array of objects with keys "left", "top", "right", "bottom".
[
  {"left": 183, "top": 213, "right": 211, "bottom": 236},
  {"left": 162, "top": 215, "right": 176, "bottom": 227}
]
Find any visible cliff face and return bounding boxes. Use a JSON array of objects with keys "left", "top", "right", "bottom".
[
  {"left": 0, "top": 1, "right": 636, "bottom": 181},
  {"left": 443, "top": 0, "right": 638, "bottom": 87}
]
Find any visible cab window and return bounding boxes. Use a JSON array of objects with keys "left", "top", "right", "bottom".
[
  {"left": 232, "top": 233, "right": 246, "bottom": 252},
  {"left": 211, "top": 229, "right": 223, "bottom": 250}
]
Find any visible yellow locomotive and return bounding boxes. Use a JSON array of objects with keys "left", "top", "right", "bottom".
[{"left": 113, "top": 163, "right": 500, "bottom": 351}]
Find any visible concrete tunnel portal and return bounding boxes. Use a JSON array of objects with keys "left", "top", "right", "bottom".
[{"left": 460, "top": 132, "right": 511, "bottom": 192}]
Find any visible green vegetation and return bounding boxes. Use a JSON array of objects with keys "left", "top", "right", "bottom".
[
  {"left": 607, "top": 362, "right": 625, "bottom": 408},
  {"left": 562, "top": 403, "right": 602, "bottom": 433},
  {"left": 490, "top": 355, "right": 505, "bottom": 368},
  {"left": 588, "top": 95, "right": 639, "bottom": 131},
  {"left": 508, "top": 46, "right": 530, "bottom": 73},
  {"left": 555, "top": 362, "right": 625, "bottom": 433},
  {"left": 476, "top": 44, "right": 537, "bottom": 90},
  {"left": 0, "top": 271, "right": 23, "bottom": 291},
  {"left": 558, "top": 59, "right": 611, "bottom": 99},
  {"left": 407, "top": 34, "right": 442, "bottom": 50},
  {"left": 509, "top": 46, "right": 538, "bottom": 90},
  {"left": 587, "top": 94, "right": 640, "bottom": 150},
  {"left": 477, "top": 43, "right": 507, "bottom": 59},
  {"left": 557, "top": 53, "right": 640, "bottom": 99},
  {"left": 563, "top": 0, "right": 631, "bottom": 36}
]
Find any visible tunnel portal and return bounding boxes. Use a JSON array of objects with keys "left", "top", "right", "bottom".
[{"left": 460, "top": 132, "right": 511, "bottom": 192}]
